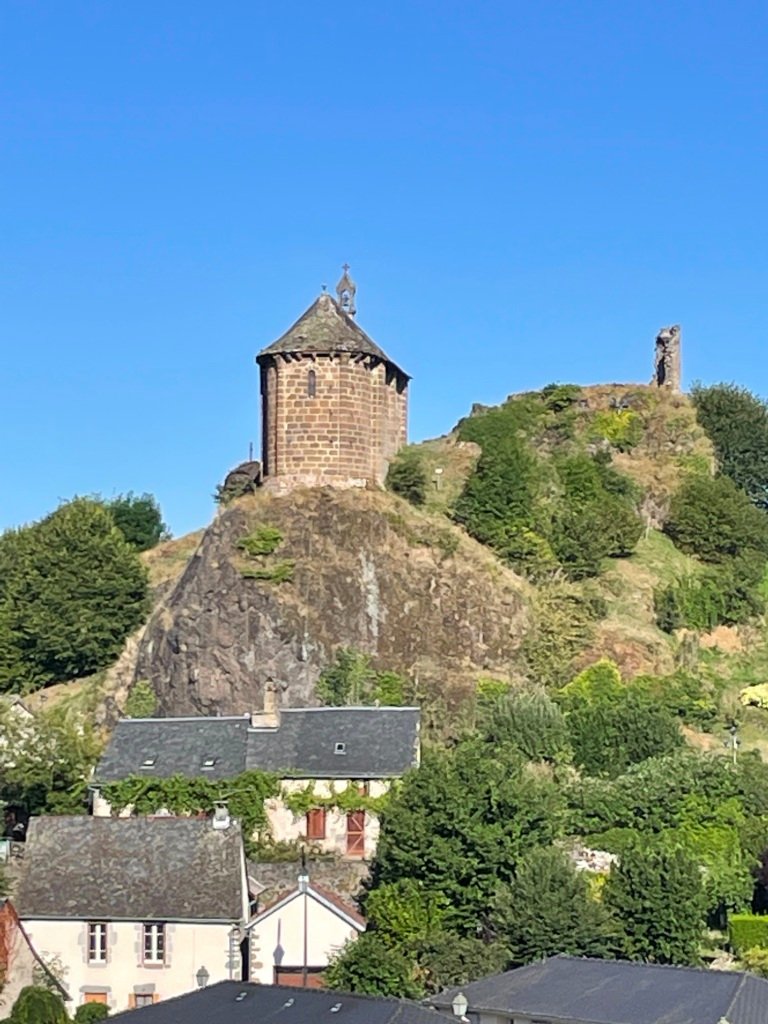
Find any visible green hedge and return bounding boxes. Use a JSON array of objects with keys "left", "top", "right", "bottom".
[{"left": 729, "top": 913, "right": 768, "bottom": 953}]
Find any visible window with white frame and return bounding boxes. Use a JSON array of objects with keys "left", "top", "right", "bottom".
[
  {"left": 142, "top": 923, "right": 165, "bottom": 964},
  {"left": 87, "top": 922, "right": 107, "bottom": 964}
]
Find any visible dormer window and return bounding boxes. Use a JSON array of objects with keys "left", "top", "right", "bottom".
[
  {"left": 201, "top": 757, "right": 217, "bottom": 770},
  {"left": 140, "top": 757, "right": 156, "bottom": 769},
  {"left": 307, "top": 369, "right": 317, "bottom": 398},
  {"left": 334, "top": 742, "right": 346, "bottom": 755}
]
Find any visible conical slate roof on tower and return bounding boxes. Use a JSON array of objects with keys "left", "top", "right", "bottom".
[{"left": 257, "top": 292, "right": 407, "bottom": 375}]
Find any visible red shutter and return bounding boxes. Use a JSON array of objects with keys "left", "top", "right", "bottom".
[{"left": 346, "top": 810, "right": 365, "bottom": 857}]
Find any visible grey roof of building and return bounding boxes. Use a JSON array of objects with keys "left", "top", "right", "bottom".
[
  {"left": 258, "top": 293, "right": 407, "bottom": 375},
  {"left": 429, "top": 955, "right": 768, "bottom": 1024},
  {"left": 246, "top": 707, "right": 420, "bottom": 778},
  {"left": 15, "top": 817, "right": 244, "bottom": 922},
  {"left": 94, "top": 716, "right": 250, "bottom": 782},
  {"left": 110, "top": 980, "right": 449, "bottom": 1023},
  {"left": 93, "top": 707, "right": 420, "bottom": 782}
]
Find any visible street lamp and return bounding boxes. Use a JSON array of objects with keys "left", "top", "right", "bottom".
[
  {"left": 452, "top": 992, "right": 469, "bottom": 1022},
  {"left": 196, "top": 966, "right": 210, "bottom": 989}
]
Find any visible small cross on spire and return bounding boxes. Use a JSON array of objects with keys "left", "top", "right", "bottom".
[{"left": 335, "top": 264, "right": 357, "bottom": 317}]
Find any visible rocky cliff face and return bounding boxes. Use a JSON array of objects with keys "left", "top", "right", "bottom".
[{"left": 134, "top": 487, "right": 529, "bottom": 716}]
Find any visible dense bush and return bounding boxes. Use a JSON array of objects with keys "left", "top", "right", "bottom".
[
  {"left": 106, "top": 492, "right": 168, "bottom": 551},
  {"left": 566, "top": 691, "right": 683, "bottom": 775},
  {"left": 324, "top": 932, "right": 420, "bottom": 998},
  {"left": 372, "top": 743, "right": 565, "bottom": 933},
  {"left": 658, "top": 474, "right": 768, "bottom": 629},
  {"left": 490, "top": 846, "right": 614, "bottom": 964},
  {"left": 728, "top": 913, "right": 768, "bottom": 954},
  {"left": 124, "top": 679, "right": 158, "bottom": 718},
  {"left": 603, "top": 838, "right": 705, "bottom": 965},
  {"left": 454, "top": 399, "right": 642, "bottom": 580},
  {"left": 477, "top": 690, "right": 571, "bottom": 765},
  {"left": 316, "top": 648, "right": 406, "bottom": 706},
  {"left": 664, "top": 475, "right": 768, "bottom": 563},
  {"left": 74, "top": 1005, "right": 110, "bottom": 1022},
  {"left": 0, "top": 498, "right": 149, "bottom": 693},
  {"left": 8, "top": 986, "right": 68, "bottom": 1024},
  {"left": 386, "top": 449, "right": 428, "bottom": 505},
  {"left": 692, "top": 383, "right": 768, "bottom": 509}
]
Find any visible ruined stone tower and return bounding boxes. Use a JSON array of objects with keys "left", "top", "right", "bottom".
[
  {"left": 653, "top": 324, "right": 682, "bottom": 393},
  {"left": 256, "top": 276, "right": 409, "bottom": 493}
]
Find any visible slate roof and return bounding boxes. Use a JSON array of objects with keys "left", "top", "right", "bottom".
[
  {"left": 94, "top": 715, "right": 250, "bottom": 782},
  {"left": 429, "top": 955, "right": 768, "bottom": 1024},
  {"left": 246, "top": 707, "right": 420, "bottom": 778},
  {"left": 258, "top": 293, "right": 408, "bottom": 376},
  {"left": 93, "top": 707, "right": 420, "bottom": 782},
  {"left": 15, "top": 817, "right": 245, "bottom": 922},
  {"left": 110, "top": 980, "right": 448, "bottom": 1023}
]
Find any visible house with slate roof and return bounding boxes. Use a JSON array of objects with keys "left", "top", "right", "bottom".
[
  {"left": 428, "top": 954, "right": 768, "bottom": 1024},
  {"left": 109, "top": 978, "right": 449, "bottom": 1024},
  {"left": 14, "top": 816, "right": 249, "bottom": 1016},
  {"left": 91, "top": 700, "right": 420, "bottom": 860}
]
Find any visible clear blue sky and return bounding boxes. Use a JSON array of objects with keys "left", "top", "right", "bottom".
[{"left": 3, "top": 1, "right": 768, "bottom": 537}]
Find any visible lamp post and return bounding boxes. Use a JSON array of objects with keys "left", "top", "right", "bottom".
[
  {"left": 195, "top": 966, "right": 210, "bottom": 989},
  {"left": 452, "top": 992, "right": 469, "bottom": 1023}
]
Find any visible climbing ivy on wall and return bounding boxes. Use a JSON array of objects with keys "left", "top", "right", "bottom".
[
  {"left": 99, "top": 770, "right": 280, "bottom": 839},
  {"left": 282, "top": 781, "right": 394, "bottom": 817}
]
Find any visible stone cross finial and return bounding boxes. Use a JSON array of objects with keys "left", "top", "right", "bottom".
[{"left": 336, "top": 263, "right": 357, "bottom": 316}]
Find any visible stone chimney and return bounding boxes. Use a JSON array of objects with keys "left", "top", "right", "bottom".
[{"left": 250, "top": 678, "right": 281, "bottom": 729}]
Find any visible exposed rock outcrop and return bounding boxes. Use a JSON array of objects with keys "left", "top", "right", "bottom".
[{"left": 134, "top": 487, "right": 529, "bottom": 716}]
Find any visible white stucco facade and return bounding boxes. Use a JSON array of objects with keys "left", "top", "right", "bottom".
[
  {"left": 92, "top": 778, "right": 391, "bottom": 860},
  {"left": 20, "top": 918, "right": 244, "bottom": 1015},
  {"left": 268, "top": 779, "right": 390, "bottom": 859},
  {"left": 247, "top": 883, "right": 364, "bottom": 985}
]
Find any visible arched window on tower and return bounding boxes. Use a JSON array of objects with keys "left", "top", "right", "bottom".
[{"left": 307, "top": 369, "right": 317, "bottom": 398}]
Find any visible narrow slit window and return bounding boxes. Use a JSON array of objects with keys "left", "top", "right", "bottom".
[{"left": 307, "top": 369, "right": 317, "bottom": 398}]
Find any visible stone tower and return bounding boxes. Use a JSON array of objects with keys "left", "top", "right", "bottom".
[
  {"left": 653, "top": 324, "right": 682, "bottom": 393},
  {"left": 256, "top": 284, "right": 409, "bottom": 493}
]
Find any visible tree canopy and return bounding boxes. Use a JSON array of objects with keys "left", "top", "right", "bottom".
[
  {"left": 0, "top": 498, "right": 149, "bottom": 693},
  {"left": 692, "top": 383, "right": 768, "bottom": 509}
]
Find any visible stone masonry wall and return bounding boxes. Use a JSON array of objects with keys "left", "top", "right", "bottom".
[{"left": 260, "top": 352, "right": 407, "bottom": 488}]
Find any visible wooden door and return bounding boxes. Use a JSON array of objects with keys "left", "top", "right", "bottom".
[{"left": 346, "top": 810, "right": 365, "bottom": 857}]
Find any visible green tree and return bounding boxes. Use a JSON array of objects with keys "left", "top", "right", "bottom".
[
  {"left": 0, "top": 703, "right": 102, "bottom": 817},
  {"left": 478, "top": 690, "right": 572, "bottom": 765},
  {"left": 74, "top": 1005, "right": 110, "bottom": 1022},
  {"left": 603, "top": 838, "right": 706, "bottom": 965},
  {"left": 416, "top": 932, "right": 508, "bottom": 995},
  {"left": 490, "top": 846, "right": 616, "bottom": 964},
  {"left": 124, "top": 679, "right": 158, "bottom": 718},
  {"left": 364, "top": 880, "right": 447, "bottom": 946},
  {"left": 324, "top": 932, "right": 420, "bottom": 998},
  {"left": 316, "top": 648, "right": 406, "bottom": 707},
  {"left": 386, "top": 450, "right": 428, "bottom": 505},
  {"left": 566, "top": 691, "right": 683, "bottom": 775},
  {"left": 692, "top": 383, "right": 768, "bottom": 509},
  {"left": 664, "top": 475, "right": 768, "bottom": 564},
  {"left": 0, "top": 498, "right": 149, "bottom": 693},
  {"left": 106, "top": 492, "right": 169, "bottom": 551},
  {"left": 9, "top": 986, "right": 67, "bottom": 1024},
  {"left": 372, "top": 743, "right": 565, "bottom": 933}
]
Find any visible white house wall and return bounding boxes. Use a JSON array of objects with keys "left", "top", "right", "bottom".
[
  {"left": 21, "top": 919, "right": 241, "bottom": 1016},
  {"left": 248, "top": 893, "right": 360, "bottom": 984},
  {"left": 268, "top": 779, "right": 389, "bottom": 859},
  {"left": 93, "top": 778, "right": 390, "bottom": 859}
]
